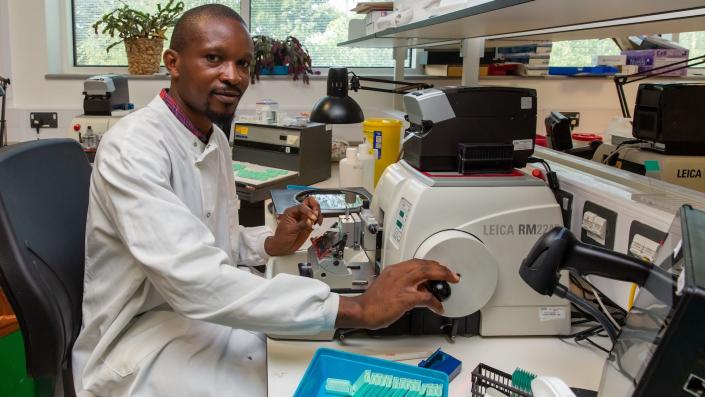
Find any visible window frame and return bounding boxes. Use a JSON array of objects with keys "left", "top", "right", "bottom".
[{"left": 67, "top": 0, "right": 418, "bottom": 74}]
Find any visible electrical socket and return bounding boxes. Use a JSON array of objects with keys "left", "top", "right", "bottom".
[{"left": 30, "top": 112, "right": 58, "bottom": 128}]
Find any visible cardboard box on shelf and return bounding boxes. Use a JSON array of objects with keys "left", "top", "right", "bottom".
[
  {"left": 364, "top": 10, "right": 393, "bottom": 23},
  {"left": 487, "top": 63, "right": 520, "bottom": 76},
  {"left": 623, "top": 49, "right": 689, "bottom": 77},
  {"left": 618, "top": 65, "right": 640, "bottom": 75},
  {"left": 364, "top": 10, "right": 393, "bottom": 34},
  {"left": 348, "top": 19, "right": 366, "bottom": 40},
  {"left": 424, "top": 64, "right": 463, "bottom": 77},
  {"left": 516, "top": 63, "right": 549, "bottom": 77},
  {"left": 593, "top": 55, "right": 627, "bottom": 66},
  {"left": 351, "top": 2, "right": 393, "bottom": 13},
  {"left": 496, "top": 43, "right": 553, "bottom": 55}
]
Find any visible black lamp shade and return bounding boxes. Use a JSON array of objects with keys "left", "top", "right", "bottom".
[
  {"left": 310, "top": 96, "right": 364, "bottom": 124},
  {"left": 310, "top": 68, "right": 364, "bottom": 124}
]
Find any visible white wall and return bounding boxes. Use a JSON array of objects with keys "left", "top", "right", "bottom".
[{"left": 0, "top": 0, "right": 693, "bottom": 144}]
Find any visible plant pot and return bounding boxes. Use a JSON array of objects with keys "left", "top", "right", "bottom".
[
  {"left": 124, "top": 37, "right": 164, "bottom": 75},
  {"left": 260, "top": 65, "right": 289, "bottom": 75}
]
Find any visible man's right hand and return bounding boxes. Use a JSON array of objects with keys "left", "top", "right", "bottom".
[{"left": 335, "top": 259, "right": 460, "bottom": 330}]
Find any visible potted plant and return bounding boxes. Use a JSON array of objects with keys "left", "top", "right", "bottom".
[
  {"left": 92, "top": 1, "right": 185, "bottom": 75},
  {"left": 250, "top": 35, "right": 317, "bottom": 84}
]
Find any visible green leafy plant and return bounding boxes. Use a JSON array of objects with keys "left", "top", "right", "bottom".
[
  {"left": 92, "top": 0, "right": 185, "bottom": 52},
  {"left": 250, "top": 35, "right": 318, "bottom": 84}
]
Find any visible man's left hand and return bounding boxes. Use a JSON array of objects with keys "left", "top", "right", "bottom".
[{"left": 264, "top": 196, "right": 322, "bottom": 256}]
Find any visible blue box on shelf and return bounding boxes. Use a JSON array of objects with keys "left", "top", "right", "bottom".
[
  {"left": 548, "top": 66, "right": 619, "bottom": 76},
  {"left": 294, "top": 348, "right": 449, "bottom": 397}
]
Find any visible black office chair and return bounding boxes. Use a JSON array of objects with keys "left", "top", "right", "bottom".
[{"left": 0, "top": 139, "right": 91, "bottom": 396}]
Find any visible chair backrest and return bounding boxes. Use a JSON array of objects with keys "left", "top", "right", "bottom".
[{"left": 0, "top": 139, "right": 91, "bottom": 378}]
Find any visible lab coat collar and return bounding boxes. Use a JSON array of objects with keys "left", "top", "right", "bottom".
[{"left": 148, "top": 96, "right": 225, "bottom": 164}]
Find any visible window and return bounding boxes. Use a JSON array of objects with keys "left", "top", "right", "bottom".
[
  {"left": 72, "top": 0, "right": 404, "bottom": 68},
  {"left": 72, "top": 1, "right": 240, "bottom": 66},
  {"left": 549, "top": 38, "right": 621, "bottom": 67},
  {"left": 250, "top": 0, "right": 400, "bottom": 67},
  {"left": 678, "top": 31, "right": 705, "bottom": 59}
]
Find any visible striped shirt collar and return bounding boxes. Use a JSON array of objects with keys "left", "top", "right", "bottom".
[{"left": 160, "top": 88, "right": 212, "bottom": 144}]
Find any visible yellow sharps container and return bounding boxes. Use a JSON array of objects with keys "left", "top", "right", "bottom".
[{"left": 363, "top": 118, "right": 403, "bottom": 186}]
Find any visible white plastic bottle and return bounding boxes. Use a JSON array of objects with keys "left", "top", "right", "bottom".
[
  {"left": 339, "top": 147, "right": 363, "bottom": 188},
  {"left": 357, "top": 139, "right": 375, "bottom": 194}
]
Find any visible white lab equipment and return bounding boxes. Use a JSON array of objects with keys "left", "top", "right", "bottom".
[
  {"left": 255, "top": 99, "right": 279, "bottom": 124},
  {"left": 357, "top": 140, "right": 375, "bottom": 193},
  {"left": 532, "top": 377, "right": 577, "bottom": 397},
  {"left": 371, "top": 160, "right": 571, "bottom": 336},
  {"left": 339, "top": 147, "right": 363, "bottom": 188}
]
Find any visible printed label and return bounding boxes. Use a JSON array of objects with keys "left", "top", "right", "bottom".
[
  {"left": 513, "top": 139, "right": 533, "bottom": 151},
  {"left": 676, "top": 268, "right": 686, "bottom": 296},
  {"left": 286, "top": 135, "right": 299, "bottom": 146},
  {"left": 373, "top": 131, "right": 383, "bottom": 160},
  {"left": 539, "top": 307, "right": 566, "bottom": 322},
  {"left": 520, "top": 97, "right": 533, "bottom": 109},
  {"left": 235, "top": 125, "right": 249, "bottom": 137}
]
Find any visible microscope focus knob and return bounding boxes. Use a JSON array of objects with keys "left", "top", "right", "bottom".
[{"left": 425, "top": 280, "right": 451, "bottom": 302}]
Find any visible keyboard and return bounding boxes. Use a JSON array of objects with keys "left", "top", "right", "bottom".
[{"left": 232, "top": 161, "right": 297, "bottom": 187}]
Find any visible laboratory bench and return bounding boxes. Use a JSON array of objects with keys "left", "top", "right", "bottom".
[
  {"left": 263, "top": 163, "right": 607, "bottom": 396},
  {"left": 266, "top": 334, "right": 607, "bottom": 396}
]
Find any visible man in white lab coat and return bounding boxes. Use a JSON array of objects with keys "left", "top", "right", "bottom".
[{"left": 72, "top": 4, "right": 458, "bottom": 396}]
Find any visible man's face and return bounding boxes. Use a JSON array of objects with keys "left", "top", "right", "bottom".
[{"left": 169, "top": 18, "right": 253, "bottom": 125}]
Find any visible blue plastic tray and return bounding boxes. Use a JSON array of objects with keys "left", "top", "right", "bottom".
[{"left": 294, "top": 348, "right": 449, "bottom": 397}]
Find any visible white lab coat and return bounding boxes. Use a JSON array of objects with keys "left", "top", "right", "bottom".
[{"left": 72, "top": 96, "right": 339, "bottom": 396}]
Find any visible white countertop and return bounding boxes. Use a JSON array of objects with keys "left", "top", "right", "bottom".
[{"left": 267, "top": 333, "right": 608, "bottom": 396}]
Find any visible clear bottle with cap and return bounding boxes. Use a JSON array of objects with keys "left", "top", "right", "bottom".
[
  {"left": 339, "top": 147, "right": 363, "bottom": 188},
  {"left": 82, "top": 126, "right": 97, "bottom": 149},
  {"left": 357, "top": 139, "right": 375, "bottom": 194}
]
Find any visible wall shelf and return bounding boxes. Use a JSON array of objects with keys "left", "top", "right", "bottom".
[
  {"left": 339, "top": 1, "right": 705, "bottom": 91},
  {"left": 339, "top": 1, "right": 705, "bottom": 49}
]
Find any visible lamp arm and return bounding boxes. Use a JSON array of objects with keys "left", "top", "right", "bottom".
[
  {"left": 613, "top": 54, "right": 705, "bottom": 119},
  {"left": 349, "top": 72, "right": 432, "bottom": 95},
  {"left": 614, "top": 76, "right": 631, "bottom": 119}
]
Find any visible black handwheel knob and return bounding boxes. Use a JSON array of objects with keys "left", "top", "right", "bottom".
[{"left": 425, "top": 280, "right": 451, "bottom": 302}]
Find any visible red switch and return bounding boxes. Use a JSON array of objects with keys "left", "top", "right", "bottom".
[
  {"left": 73, "top": 124, "right": 81, "bottom": 131},
  {"left": 532, "top": 168, "right": 544, "bottom": 180}
]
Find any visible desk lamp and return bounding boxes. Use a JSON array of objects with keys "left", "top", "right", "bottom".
[
  {"left": 614, "top": 54, "right": 705, "bottom": 119},
  {"left": 310, "top": 67, "right": 432, "bottom": 124},
  {"left": 0, "top": 76, "right": 9, "bottom": 147}
]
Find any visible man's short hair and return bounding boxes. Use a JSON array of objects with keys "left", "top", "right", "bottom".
[{"left": 170, "top": 4, "right": 247, "bottom": 52}]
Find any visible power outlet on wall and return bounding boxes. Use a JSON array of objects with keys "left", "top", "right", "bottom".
[{"left": 30, "top": 112, "right": 58, "bottom": 128}]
